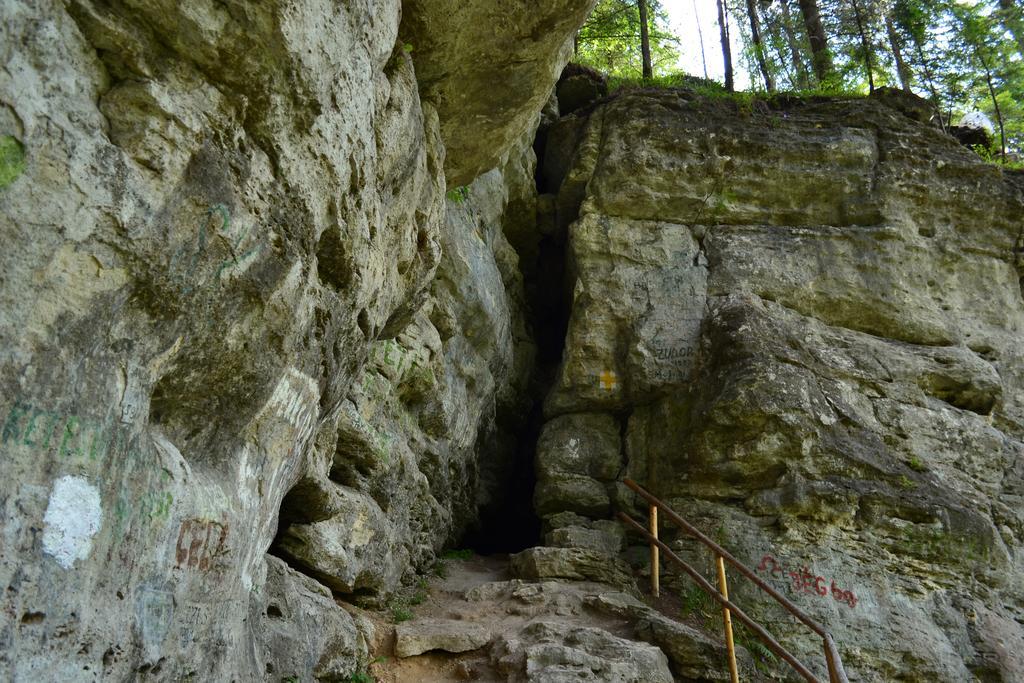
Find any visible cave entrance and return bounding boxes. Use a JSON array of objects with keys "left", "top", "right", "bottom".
[
  {"left": 458, "top": 211, "right": 572, "bottom": 558},
  {"left": 458, "top": 86, "right": 577, "bottom": 557},
  {"left": 457, "top": 404, "right": 545, "bottom": 555}
]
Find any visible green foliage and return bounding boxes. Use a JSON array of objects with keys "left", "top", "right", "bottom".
[
  {"left": 388, "top": 576, "right": 434, "bottom": 620},
  {"left": 441, "top": 548, "right": 473, "bottom": 560},
  {"left": 431, "top": 560, "right": 448, "bottom": 578},
  {"left": 677, "top": 583, "right": 779, "bottom": 674},
  {"left": 907, "top": 455, "right": 927, "bottom": 472},
  {"left": 679, "top": 584, "right": 714, "bottom": 620},
  {"left": 575, "top": 0, "right": 680, "bottom": 77},
  {"left": 734, "top": 622, "right": 779, "bottom": 675},
  {"left": 390, "top": 604, "right": 413, "bottom": 623},
  {"left": 973, "top": 143, "right": 1024, "bottom": 170},
  {"left": 446, "top": 186, "right": 469, "bottom": 203},
  {"left": 942, "top": 1, "right": 1023, "bottom": 154},
  {"left": 402, "top": 43, "right": 414, "bottom": 53},
  {"left": 0, "top": 136, "right": 26, "bottom": 190},
  {"left": 346, "top": 655, "right": 387, "bottom": 683},
  {"left": 898, "top": 474, "right": 916, "bottom": 490},
  {"left": 606, "top": 69, "right": 863, "bottom": 109},
  {"left": 607, "top": 71, "right": 725, "bottom": 93},
  {"left": 568, "top": 0, "right": 1024, "bottom": 153}
]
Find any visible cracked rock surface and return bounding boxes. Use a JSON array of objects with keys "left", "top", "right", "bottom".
[
  {"left": 534, "top": 89, "right": 1024, "bottom": 681},
  {"left": 0, "top": 0, "right": 589, "bottom": 679}
]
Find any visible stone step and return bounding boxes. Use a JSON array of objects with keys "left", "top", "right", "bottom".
[
  {"left": 394, "top": 620, "right": 492, "bottom": 658},
  {"left": 491, "top": 620, "right": 673, "bottom": 683},
  {"left": 509, "top": 546, "right": 636, "bottom": 590}
]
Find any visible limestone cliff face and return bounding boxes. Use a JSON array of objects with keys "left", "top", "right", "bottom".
[
  {"left": 3, "top": 0, "right": 1023, "bottom": 680},
  {"left": 0, "top": 0, "right": 589, "bottom": 679},
  {"left": 537, "top": 89, "right": 1024, "bottom": 681}
]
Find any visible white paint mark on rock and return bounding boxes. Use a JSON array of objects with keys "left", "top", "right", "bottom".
[
  {"left": 42, "top": 475, "right": 102, "bottom": 569},
  {"left": 266, "top": 368, "right": 319, "bottom": 435}
]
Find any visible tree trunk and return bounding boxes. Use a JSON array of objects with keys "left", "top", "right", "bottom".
[
  {"left": 746, "top": 0, "right": 776, "bottom": 91},
  {"left": 849, "top": 0, "right": 875, "bottom": 92},
  {"left": 797, "top": 0, "right": 833, "bottom": 84},
  {"left": 885, "top": 16, "right": 912, "bottom": 92},
  {"left": 978, "top": 50, "right": 1006, "bottom": 159},
  {"left": 778, "top": 0, "right": 812, "bottom": 88},
  {"left": 717, "top": 0, "right": 734, "bottom": 91},
  {"left": 767, "top": 27, "right": 797, "bottom": 88},
  {"left": 998, "top": 0, "right": 1024, "bottom": 56},
  {"left": 913, "top": 39, "right": 946, "bottom": 132},
  {"left": 694, "top": 0, "right": 710, "bottom": 79},
  {"left": 639, "top": 0, "right": 653, "bottom": 79}
]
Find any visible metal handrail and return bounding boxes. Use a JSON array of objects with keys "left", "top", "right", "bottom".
[{"left": 618, "top": 478, "right": 850, "bottom": 683}]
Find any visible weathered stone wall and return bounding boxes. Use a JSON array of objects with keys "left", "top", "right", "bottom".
[
  {"left": 4, "top": 0, "right": 1023, "bottom": 678},
  {"left": 538, "top": 90, "right": 1024, "bottom": 681},
  {"left": 0, "top": 0, "right": 590, "bottom": 679}
]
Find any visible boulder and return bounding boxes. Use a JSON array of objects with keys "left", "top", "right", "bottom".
[
  {"left": 401, "top": 0, "right": 598, "bottom": 185},
  {"left": 556, "top": 63, "right": 608, "bottom": 116},
  {"left": 510, "top": 547, "right": 635, "bottom": 589},
  {"left": 395, "top": 620, "right": 492, "bottom": 657},
  {"left": 491, "top": 621, "right": 673, "bottom": 683}
]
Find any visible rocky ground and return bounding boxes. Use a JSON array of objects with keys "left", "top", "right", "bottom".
[
  {"left": 356, "top": 509, "right": 817, "bottom": 683},
  {"left": 2, "top": 0, "right": 1023, "bottom": 680},
  {"left": 365, "top": 546, "right": 764, "bottom": 683}
]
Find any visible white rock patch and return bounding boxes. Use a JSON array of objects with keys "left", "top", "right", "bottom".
[{"left": 42, "top": 475, "right": 102, "bottom": 569}]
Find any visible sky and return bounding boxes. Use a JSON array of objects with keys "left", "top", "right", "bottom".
[{"left": 661, "top": 0, "right": 753, "bottom": 89}]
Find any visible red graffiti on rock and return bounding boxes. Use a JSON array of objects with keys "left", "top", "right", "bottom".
[
  {"left": 756, "top": 554, "right": 858, "bottom": 608},
  {"left": 175, "top": 519, "right": 228, "bottom": 571}
]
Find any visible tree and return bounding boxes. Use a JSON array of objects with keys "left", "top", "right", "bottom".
[
  {"left": 718, "top": 0, "right": 736, "bottom": 90},
  {"left": 639, "top": 0, "right": 654, "bottom": 79},
  {"left": 575, "top": 0, "right": 681, "bottom": 77},
  {"left": 797, "top": 0, "right": 835, "bottom": 84},
  {"left": 571, "top": 0, "right": 1024, "bottom": 157},
  {"left": 951, "top": 4, "right": 1011, "bottom": 157},
  {"left": 770, "top": 0, "right": 814, "bottom": 88},
  {"left": 694, "top": 0, "right": 711, "bottom": 79},
  {"left": 891, "top": 0, "right": 946, "bottom": 126},
  {"left": 746, "top": 0, "right": 777, "bottom": 90},
  {"left": 997, "top": 0, "right": 1024, "bottom": 56},
  {"left": 885, "top": 14, "right": 913, "bottom": 92},
  {"left": 848, "top": 0, "right": 876, "bottom": 91}
]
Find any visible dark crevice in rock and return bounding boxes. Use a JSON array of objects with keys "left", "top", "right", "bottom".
[
  {"left": 614, "top": 410, "right": 631, "bottom": 482},
  {"left": 315, "top": 226, "right": 352, "bottom": 291},
  {"left": 459, "top": 409, "right": 543, "bottom": 555},
  {"left": 266, "top": 481, "right": 346, "bottom": 599},
  {"left": 460, "top": 109, "right": 582, "bottom": 556},
  {"left": 265, "top": 530, "right": 340, "bottom": 598}
]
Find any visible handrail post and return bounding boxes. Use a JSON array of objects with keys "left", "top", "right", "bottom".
[
  {"left": 650, "top": 504, "right": 660, "bottom": 597},
  {"left": 623, "top": 479, "right": 827, "bottom": 637},
  {"left": 716, "top": 555, "right": 740, "bottom": 683},
  {"left": 620, "top": 479, "right": 852, "bottom": 683},
  {"left": 824, "top": 633, "right": 849, "bottom": 683},
  {"left": 617, "top": 511, "right": 822, "bottom": 683}
]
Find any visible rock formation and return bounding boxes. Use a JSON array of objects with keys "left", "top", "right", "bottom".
[
  {"left": 535, "top": 89, "right": 1024, "bottom": 681},
  {"left": 0, "top": 0, "right": 590, "bottom": 678},
  {"left": 1, "top": 1, "right": 1022, "bottom": 682}
]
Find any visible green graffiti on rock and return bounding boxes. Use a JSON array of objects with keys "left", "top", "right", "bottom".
[{"left": 0, "top": 135, "right": 26, "bottom": 189}]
